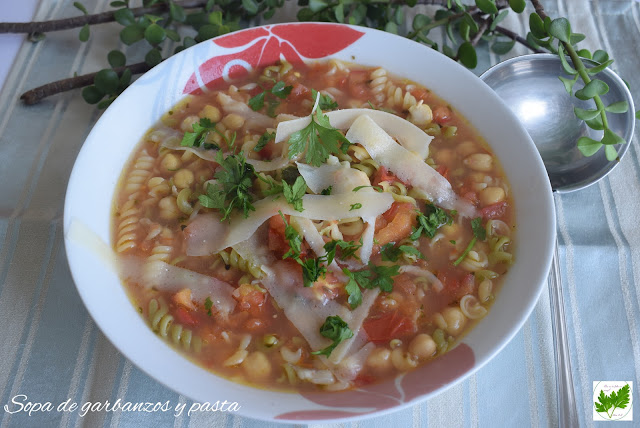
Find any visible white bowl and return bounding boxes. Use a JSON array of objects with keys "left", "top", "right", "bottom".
[{"left": 64, "top": 22, "right": 555, "bottom": 423}]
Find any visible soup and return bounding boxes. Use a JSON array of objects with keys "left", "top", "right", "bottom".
[{"left": 112, "top": 59, "right": 514, "bottom": 391}]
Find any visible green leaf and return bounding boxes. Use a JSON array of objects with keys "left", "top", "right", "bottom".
[
  {"left": 490, "top": 9, "right": 509, "bottom": 31},
  {"left": 73, "top": 2, "right": 88, "bottom": 14},
  {"left": 107, "top": 50, "right": 126, "bottom": 68},
  {"left": 242, "top": 0, "right": 259, "bottom": 14},
  {"left": 110, "top": 1, "right": 127, "bottom": 7},
  {"left": 585, "top": 115, "right": 604, "bottom": 130},
  {"left": 144, "top": 23, "right": 166, "bottom": 45},
  {"left": 114, "top": 8, "right": 135, "bottom": 26},
  {"left": 570, "top": 32, "right": 586, "bottom": 45},
  {"left": 577, "top": 49, "right": 592, "bottom": 59},
  {"left": 459, "top": 21, "right": 470, "bottom": 42},
  {"left": 543, "top": 16, "right": 552, "bottom": 32},
  {"left": 601, "top": 128, "right": 625, "bottom": 145},
  {"left": 457, "top": 42, "right": 477, "bottom": 69},
  {"left": 165, "top": 29, "right": 180, "bottom": 42},
  {"left": 491, "top": 39, "right": 515, "bottom": 55},
  {"left": 28, "top": 32, "right": 46, "bottom": 43},
  {"left": 334, "top": 3, "right": 344, "bottom": 22},
  {"left": 120, "top": 25, "right": 144, "bottom": 45},
  {"left": 97, "top": 98, "right": 113, "bottom": 110},
  {"left": 463, "top": 13, "right": 479, "bottom": 33},
  {"left": 577, "top": 136, "right": 602, "bottom": 156},
  {"left": 586, "top": 59, "right": 614, "bottom": 75},
  {"left": 309, "top": 0, "right": 328, "bottom": 13},
  {"left": 471, "top": 217, "right": 486, "bottom": 240},
  {"left": 508, "top": 0, "right": 525, "bottom": 13},
  {"left": 592, "top": 49, "right": 609, "bottom": 63},
  {"left": 558, "top": 75, "right": 578, "bottom": 94},
  {"left": 209, "top": 10, "right": 223, "bottom": 25},
  {"left": 635, "top": 110, "right": 640, "bottom": 120},
  {"left": 529, "top": 13, "right": 546, "bottom": 39},
  {"left": 120, "top": 67, "right": 132, "bottom": 86},
  {"left": 81, "top": 85, "right": 104, "bottom": 104},
  {"left": 475, "top": 0, "right": 498, "bottom": 14},
  {"left": 442, "top": 44, "right": 456, "bottom": 59},
  {"left": 573, "top": 107, "right": 601, "bottom": 121},
  {"left": 169, "top": 2, "right": 186, "bottom": 22},
  {"left": 197, "top": 24, "right": 218, "bottom": 41},
  {"left": 78, "top": 24, "right": 90, "bottom": 42},
  {"left": 413, "top": 14, "right": 431, "bottom": 31},
  {"left": 605, "top": 145, "right": 618, "bottom": 161},
  {"left": 605, "top": 101, "right": 629, "bottom": 114},
  {"left": 287, "top": 109, "right": 351, "bottom": 166},
  {"left": 94, "top": 69, "right": 119, "bottom": 94},
  {"left": 385, "top": 21, "right": 399, "bottom": 34},
  {"left": 411, "top": 204, "right": 454, "bottom": 240},
  {"left": 575, "top": 79, "right": 609, "bottom": 100},
  {"left": 557, "top": 45, "right": 577, "bottom": 75},
  {"left": 145, "top": 48, "right": 162, "bottom": 67},
  {"left": 548, "top": 17, "right": 571, "bottom": 43},
  {"left": 311, "top": 89, "right": 338, "bottom": 110}
]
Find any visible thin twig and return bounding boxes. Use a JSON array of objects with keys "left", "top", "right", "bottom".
[
  {"left": 494, "top": 24, "right": 545, "bottom": 53},
  {"left": 0, "top": 0, "right": 207, "bottom": 34},
  {"left": 470, "top": 20, "right": 489, "bottom": 47},
  {"left": 530, "top": 0, "right": 548, "bottom": 20},
  {"left": 20, "top": 62, "right": 152, "bottom": 105}
]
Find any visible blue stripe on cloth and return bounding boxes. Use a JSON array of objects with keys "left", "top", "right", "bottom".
[{"left": 476, "top": 329, "right": 531, "bottom": 427}]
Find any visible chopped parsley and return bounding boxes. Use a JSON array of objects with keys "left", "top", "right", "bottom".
[
  {"left": 380, "top": 242, "right": 424, "bottom": 262},
  {"left": 410, "top": 203, "right": 456, "bottom": 240},
  {"left": 253, "top": 130, "right": 275, "bottom": 152},
  {"left": 279, "top": 211, "right": 303, "bottom": 260},
  {"left": 342, "top": 263, "right": 400, "bottom": 308},
  {"left": 287, "top": 107, "right": 351, "bottom": 166},
  {"left": 320, "top": 186, "right": 332, "bottom": 195},
  {"left": 204, "top": 297, "right": 213, "bottom": 316},
  {"left": 249, "top": 81, "right": 293, "bottom": 117},
  {"left": 453, "top": 217, "right": 486, "bottom": 266},
  {"left": 181, "top": 118, "right": 236, "bottom": 151},
  {"left": 352, "top": 185, "right": 383, "bottom": 193},
  {"left": 300, "top": 256, "right": 328, "bottom": 288},
  {"left": 324, "top": 239, "right": 361, "bottom": 265},
  {"left": 198, "top": 152, "right": 256, "bottom": 220},
  {"left": 282, "top": 176, "right": 307, "bottom": 212},
  {"left": 310, "top": 315, "right": 353, "bottom": 357},
  {"left": 181, "top": 118, "right": 219, "bottom": 149},
  {"left": 349, "top": 203, "right": 362, "bottom": 211},
  {"left": 311, "top": 89, "right": 338, "bottom": 110}
]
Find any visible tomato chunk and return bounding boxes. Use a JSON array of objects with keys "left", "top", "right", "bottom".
[
  {"left": 363, "top": 311, "right": 415, "bottom": 344},
  {"left": 481, "top": 201, "right": 507, "bottom": 220},
  {"left": 173, "top": 306, "right": 198, "bottom": 327}
]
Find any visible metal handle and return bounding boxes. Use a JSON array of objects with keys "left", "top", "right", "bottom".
[{"left": 549, "top": 241, "right": 579, "bottom": 428}]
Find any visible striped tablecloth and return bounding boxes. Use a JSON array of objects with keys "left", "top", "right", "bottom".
[{"left": 1, "top": 1, "right": 638, "bottom": 427}]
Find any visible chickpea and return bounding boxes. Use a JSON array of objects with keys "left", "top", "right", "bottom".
[
  {"left": 241, "top": 351, "right": 272, "bottom": 381},
  {"left": 180, "top": 115, "right": 200, "bottom": 133},
  {"left": 222, "top": 113, "right": 246, "bottom": 131},
  {"left": 173, "top": 168, "right": 194, "bottom": 189},
  {"left": 435, "top": 148, "right": 454, "bottom": 165},
  {"left": 366, "top": 347, "right": 392, "bottom": 373},
  {"left": 442, "top": 307, "right": 467, "bottom": 335},
  {"left": 456, "top": 140, "right": 477, "bottom": 157},
  {"left": 159, "top": 196, "right": 179, "bottom": 220},
  {"left": 409, "top": 334, "right": 437, "bottom": 360},
  {"left": 464, "top": 153, "right": 493, "bottom": 172},
  {"left": 391, "top": 348, "right": 418, "bottom": 371},
  {"left": 479, "top": 186, "right": 506, "bottom": 206},
  {"left": 161, "top": 153, "right": 181, "bottom": 171},
  {"left": 440, "top": 223, "right": 460, "bottom": 238},
  {"left": 199, "top": 105, "right": 221, "bottom": 122}
]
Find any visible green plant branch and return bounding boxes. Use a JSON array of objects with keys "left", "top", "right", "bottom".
[
  {"left": 0, "top": 0, "right": 208, "bottom": 34},
  {"left": 20, "top": 61, "right": 152, "bottom": 105},
  {"left": 564, "top": 42, "right": 609, "bottom": 129}
]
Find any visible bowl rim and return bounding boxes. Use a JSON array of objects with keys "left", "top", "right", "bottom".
[{"left": 63, "top": 21, "right": 556, "bottom": 424}]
